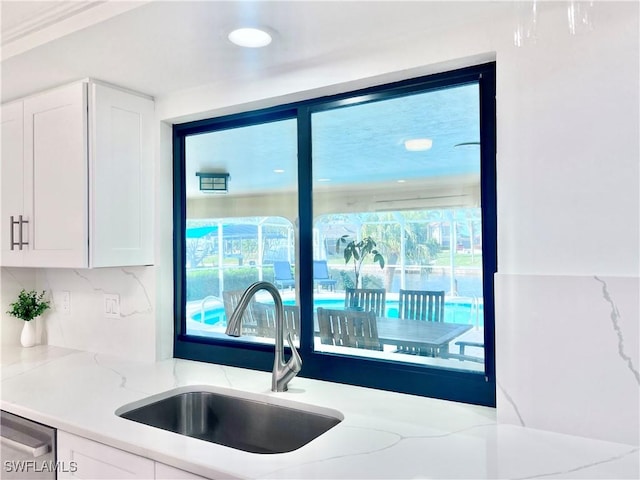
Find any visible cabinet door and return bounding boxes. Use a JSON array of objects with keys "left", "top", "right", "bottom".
[
  {"left": 90, "top": 83, "right": 154, "bottom": 267},
  {"left": 1, "top": 101, "right": 25, "bottom": 266},
  {"left": 155, "top": 462, "right": 210, "bottom": 480},
  {"left": 57, "top": 431, "right": 155, "bottom": 480},
  {"left": 23, "top": 82, "right": 89, "bottom": 268}
]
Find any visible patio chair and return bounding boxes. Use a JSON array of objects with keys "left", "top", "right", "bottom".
[
  {"left": 344, "top": 288, "right": 386, "bottom": 317},
  {"left": 398, "top": 289, "right": 445, "bottom": 322},
  {"left": 222, "top": 289, "right": 259, "bottom": 335},
  {"left": 273, "top": 260, "right": 295, "bottom": 289},
  {"left": 317, "top": 307, "right": 382, "bottom": 350},
  {"left": 255, "top": 303, "right": 300, "bottom": 341},
  {"left": 451, "top": 340, "right": 485, "bottom": 363},
  {"left": 396, "top": 289, "right": 445, "bottom": 355},
  {"left": 313, "top": 260, "right": 337, "bottom": 291}
]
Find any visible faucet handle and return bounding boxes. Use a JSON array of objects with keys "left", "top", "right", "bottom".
[{"left": 286, "top": 332, "right": 302, "bottom": 373}]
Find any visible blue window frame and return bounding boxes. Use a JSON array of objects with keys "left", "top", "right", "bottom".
[{"left": 173, "top": 62, "right": 496, "bottom": 406}]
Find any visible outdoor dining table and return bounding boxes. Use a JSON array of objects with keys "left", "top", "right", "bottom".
[
  {"left": 374, "top": 317, "right": 473, "bottom": 356},
  {"left": 313, "top": 313, "right": 473, "bottom": 358}
]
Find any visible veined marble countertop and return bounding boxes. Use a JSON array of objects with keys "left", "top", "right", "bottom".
[{"left": 1, "top": 345, "right": 638, "bottom": 479}]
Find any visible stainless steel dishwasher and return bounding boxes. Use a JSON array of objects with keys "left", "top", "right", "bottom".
[{"left": 1, "top": 410, "right": 56, "bottom": 479}]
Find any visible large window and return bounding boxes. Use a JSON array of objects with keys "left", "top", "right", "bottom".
[{"left": 174, "top": 63, "right": 496, "bottom": 406}]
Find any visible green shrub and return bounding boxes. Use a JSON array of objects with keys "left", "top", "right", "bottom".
[
  {"left": 186, "top": 267, "right": 276, "bottom": 301},
  {"left": 336, "top": 271, "right": 382, "bottom": 290}
]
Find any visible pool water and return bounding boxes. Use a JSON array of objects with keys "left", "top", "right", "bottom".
[
  {"left": 191, "top": 297, "right": 483, "bottom": 326},
  {"left": 191, "top": 309, "right": 226, "bottom": 325}
]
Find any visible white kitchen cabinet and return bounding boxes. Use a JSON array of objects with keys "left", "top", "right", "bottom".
[
  {"left": 0, "top": 79, "right": 154, "bottom": 268},
  {"left": 58, "top": 431, "right": 212, "bottom": 480},
  {"left": 155, "top": 462, "right": 209, "bottom": 480},
  {"left": 57, "top": 430, "right": 155, "bottom": 479},
  {"left": 0, "top": 100, "right": 24, "bottom": 266}
]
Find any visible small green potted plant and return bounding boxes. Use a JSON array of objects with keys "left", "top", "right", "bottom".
[
  {"left": 7, "top": 289, "right": 50, "bottom": 347},
  {"left": 335, "top": 235, "right": 385, "bottom": 290}
]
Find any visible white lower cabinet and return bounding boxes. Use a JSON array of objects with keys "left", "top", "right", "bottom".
[
  {"left": 58, "top": 431, "right": 209, "bottom": 480},
  {"left": 155, "top": 463, "right": 209, "bottom": 480},
  {"left": 58, "top": 431, "right": 154, "bottom": 479}
]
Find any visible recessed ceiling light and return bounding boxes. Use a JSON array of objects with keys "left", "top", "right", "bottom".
[
  {"left": 397, "top": 179, "right": 407, "bottom": 183},
  {"left": 317, "top": 178, "right": 331, "bottom": 182},
  {"left": 273, "top": 169, "right": 285, "bottom": 174},
  {"left": 228, "top": 27, "right": 272, "bottom": 48},
  {"left": 404, "top": 138, "right": 433, "bottom": 151}
]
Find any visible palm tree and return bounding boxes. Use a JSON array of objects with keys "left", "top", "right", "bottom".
[{"left": 363, "top": 212, "right": 440, "bottom": 291}]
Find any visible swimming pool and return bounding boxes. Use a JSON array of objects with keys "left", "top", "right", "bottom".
[{"left": 190, "top": 295, "right": 483, "bottom": 326}]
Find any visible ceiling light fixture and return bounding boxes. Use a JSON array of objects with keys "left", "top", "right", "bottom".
[
  {"left": 404, "top": 138, "right": 433, "bottom": 151},
  {"left": 273, "top": 169, "right": 285, "bottom": 174},
  {"left": 228, "top": 27, "right": 272, "bottom": 48}
]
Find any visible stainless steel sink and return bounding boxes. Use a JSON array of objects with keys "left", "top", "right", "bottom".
[{"left": 115, "top": 386, "right": 342, "bottom": 454}]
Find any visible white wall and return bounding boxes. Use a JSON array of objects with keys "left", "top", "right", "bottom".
[
  {"left": 157, "top": 1, "right": 639, "bottom": 445},
  {"left": 492, "top": 2, "right": 639, "bottom": 447}
]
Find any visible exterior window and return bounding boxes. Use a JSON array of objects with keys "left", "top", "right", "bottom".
[
  {"left": 185, "top": 216, "right": 296, "bottom": 345},
  {"left": 313, "top": 209, "right": 484, "bottom": 371},
  {"left": 311, "top": 83, "right": 485, "bottom": 372},
  {"left": 182, "top": 117, "right": 298, "bottom": 347},
  {"left": 174, "top": 63, "right": 496, "bottom": 406}
]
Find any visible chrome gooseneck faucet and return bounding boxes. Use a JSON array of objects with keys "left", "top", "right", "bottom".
[{"left": 225, "top": 281, "right": 302, "bottom": 392}]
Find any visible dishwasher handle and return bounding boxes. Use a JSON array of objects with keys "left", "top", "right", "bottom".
[{"left": 1, "top": 423, "right": 51, "bottom": 458}]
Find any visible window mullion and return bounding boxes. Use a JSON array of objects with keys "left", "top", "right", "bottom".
[{"left": 297, "top": 106, "right": 315, "bottom": 355}]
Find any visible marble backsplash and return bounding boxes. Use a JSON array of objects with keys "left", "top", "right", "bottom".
[
  {"left": 495, "top": 273, "right": 639, "bottom": 446},
  {"left": 1, "top": 266, "right": 157, "bottom": 362}
]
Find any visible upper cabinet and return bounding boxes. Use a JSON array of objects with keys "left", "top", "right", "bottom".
[
  {"left": 1, "top": 80, "right": 154, "bottom": 268},
  {"left": 1, "top": 100, "right": 25, "bottom": 267}
]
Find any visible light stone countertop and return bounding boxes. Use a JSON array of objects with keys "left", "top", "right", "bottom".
[{"left": 1, "top": 345, "right": 638, "bottom": 479}]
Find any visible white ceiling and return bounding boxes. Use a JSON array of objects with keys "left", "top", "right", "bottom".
[{"left": 0, "top": 0, "right": 513, "bottom": 103}]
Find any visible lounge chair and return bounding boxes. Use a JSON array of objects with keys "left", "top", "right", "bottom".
[
  {"left": 313, "top": 260, "right": 337, "bottom": 291},
  {"left": 273, "top": 260, "right": 295, "bottom": 289}
]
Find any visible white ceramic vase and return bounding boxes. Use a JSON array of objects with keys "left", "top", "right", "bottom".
[{"left": 20, "top": 320, "right": 36, "bottom": 348}]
